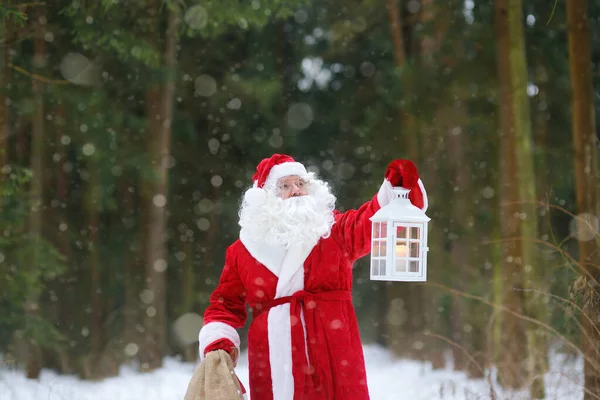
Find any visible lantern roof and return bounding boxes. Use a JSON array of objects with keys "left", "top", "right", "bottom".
[{"left": 370, "top": 187, "right": 431, "bottom": 223}]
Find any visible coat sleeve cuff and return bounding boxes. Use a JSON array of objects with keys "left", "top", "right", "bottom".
[
  {"left": 377, "top": 178, "right": 429, "bottom": 212},
  {"left": 417, "top": 178, "right": 428, "bottom": 212},
  {"left": 377, "top": 178, "right": 395, "bottom": 208},
  {"left": 204, "top": 338, "right": 236, "bottom": 356},
  {"left": 198, "top": 321, "right": 240, "bottom": 361}
]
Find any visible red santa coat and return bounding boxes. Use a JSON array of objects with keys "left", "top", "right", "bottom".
[{"left": 199, "top": 184, "right": 396, "bottom": 400}]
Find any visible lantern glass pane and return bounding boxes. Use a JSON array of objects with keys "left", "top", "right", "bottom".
[
  {"left": 374, "top": 222, "right": 380, "bottom": 238},
  {"left": 372, "top": 240, "right": 379, "bottom": 256},
  {"left": 372, "top": 259, "right": 379, "bottom": 275},
  {"left": 396, "top": 226, "right": 406, "bottom": 239},
  {"left": 409, "top": 260, "right": 419, "bottom": 273},
  {"left": 396, "top": 258, "right": 406, "bottom": 273},
  {"left": 380, "top": 240, "right": 387, "bottom": 257},
  {"left": 380, "top": 260, "right": 386, "bottom": 275},
  {"left": 410, "top": 227, "right": 420, "bottom": 239},
  {"left": 410, "top": 242, "right": 419, "bottom": 258},
  {"left": 381, "top": 222, "right": 387, "bottom": 237}
]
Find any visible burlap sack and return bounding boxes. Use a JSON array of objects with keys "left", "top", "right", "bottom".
[{"left": 184, "top": 350, "right": 245, "bottom": 400}]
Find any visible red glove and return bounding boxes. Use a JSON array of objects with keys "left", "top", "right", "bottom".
[
  {"left": 203, "top": 338, "right": 245, "bottom": 393},
  {"left": 384, "top": 159, "right": 426, "bottom": 210},
  {"left": 204, "top": 338, "right": 238, "bottom": 365}
]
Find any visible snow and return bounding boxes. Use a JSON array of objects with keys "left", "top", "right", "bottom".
[{"left": 0, "top": 344, "right": 583, "bottom": 400}]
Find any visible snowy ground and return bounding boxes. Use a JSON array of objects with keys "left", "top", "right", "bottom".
[{"left": 0, "top": 344, "right": 583, "bottom": 400}]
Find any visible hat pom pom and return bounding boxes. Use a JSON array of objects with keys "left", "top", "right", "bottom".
[{"left": 243, "top": 187, "right": 267, "bottom": 206}]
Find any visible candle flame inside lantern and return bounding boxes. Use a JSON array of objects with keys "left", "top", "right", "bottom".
[{"left": 396, "top": 243, "right": 407, "bottom": 258}]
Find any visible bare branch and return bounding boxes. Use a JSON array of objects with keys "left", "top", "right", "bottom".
[
  {"left": 8, "top": 63, "right": 70, "bottom": 85},
  {"left": 423, "top": 281, "right": 600, "bottom": 379}
]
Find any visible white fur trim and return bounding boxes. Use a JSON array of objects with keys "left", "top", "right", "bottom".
[
  {"left": 418, "top": 178, "right": 428, "bottom": 212},
  {"left": 243, "top": 187, "right": 267, "bottom": 206},
  {"left": 268, "top": 304, "right": 295, "bottom": 400},
  {"left": 198, "top": 321, "right": 240, "bottom": 361},
  {"left": 268, "top": 263, "right": 306, "bottom": 400},
  {"left": 239, "top": 230, "right": 287, "bottom": 277},
  {"left": 265, "top": 162, "right": 307, "bottom": 187},
  {"left": 378, "top": 178, "right": 428, "bottom": 212},
  {"left": 275, "top": 240, "right": 315, "bottom": 298},
  {"left": 377, "top": 179, "right": 395, "bottom": 207}
]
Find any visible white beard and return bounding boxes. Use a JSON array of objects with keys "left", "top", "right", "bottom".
[{"left": 238, "top": 178, "right": 336, "bottom": 248}]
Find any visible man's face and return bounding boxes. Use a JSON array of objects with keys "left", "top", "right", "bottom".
[{"left": 277, "top": 175, "right": 309, "bottom": 199}]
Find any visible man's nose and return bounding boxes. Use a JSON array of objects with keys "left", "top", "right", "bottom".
[{"left": 291, "top": 184, "right": 302, "bottom": 196}]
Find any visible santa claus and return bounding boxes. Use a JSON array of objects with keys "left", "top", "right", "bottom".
[{"left": 198, "top": 154, "right": 428, "bottom": 400}]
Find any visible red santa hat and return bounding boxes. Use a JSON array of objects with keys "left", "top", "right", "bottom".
[{"left": 243, "top": 154, "right": 308, "bottom": 206}]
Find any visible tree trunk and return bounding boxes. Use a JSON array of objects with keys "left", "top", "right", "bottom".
[
  {"left": 123, "top": 179, "right": 144, "bottom": 363},
  {"left": 532, "top": 61, "right": 555, "bottom": 387},
  {"left": 387, "top": 0, "right": 406, "bottom": 67},
  {"left": 15, "top": 18, "right": 26, "bottom": 166},
  {"left": 416, "top": 0, "right": 484, "bottom": 373},
  {"left": 533, "top": 62, "right": 551, "bottom": 243},
  {"left": 54, "top": 104, "right": 73, "bottom": 373},
  {"left": 494, "top": 0, "right": 528, "bottom": 389},
  {"left": 140, "top": 4, "right": 179, "bottom": 370},
  {"left": 566, "top": 1, "right": 600, "bottom": 398},
  {"left": 25, "top": 10, "right": 46, "bottom": 379},
  {"left": 416, "top": 0, "right": 452, "bottom": 369},
  {"left": 181, "top": 238, "right": 197, "bottom": 362},
  {"left": 447, "top": 136, "right": 469, "bottom": 373},
  {"left": 382, "top": 0, "right": 427, "bottom": 360},
  {"left": 386, "top": 0, "right": 417, "bottom": 160},
  {"left": 86, "top": 167, "right": 103, "bottom": 361},
  {"left": 0, "top": 12, "right": 9, "bottom": 174},
  {"left": 506, "top": 1, "right": 547, "bottom": 397},
  {"left": 12, "top": 9, "right": 25, "bottom": 164},
  {"left": 445, "top": 95, "right": 488, "bottom": 378}
]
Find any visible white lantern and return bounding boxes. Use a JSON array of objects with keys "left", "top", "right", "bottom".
[{"left": 369, "top": 187, "right": 430, "bottom": 282}]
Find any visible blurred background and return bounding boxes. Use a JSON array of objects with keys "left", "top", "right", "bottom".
[{"left": 0, "top": 0, "right": 599, "bottom": 398}]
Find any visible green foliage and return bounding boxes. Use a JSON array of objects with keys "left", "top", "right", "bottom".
[
  {"left": 60, "top": 3, "right": 162, "bottom": 68},
  {"left": 178, "top": 0, "right": 310, "bottom": 38},
  {"left": 0, "top": 5, "right": 27, "bottom": 26},
  {"left": 0, "top": 167, "right": 66, "bottom": 351}
]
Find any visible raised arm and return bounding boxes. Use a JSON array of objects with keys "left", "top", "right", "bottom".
[
  {"left": 332, "top": 159, "right": 428, "bottom": 262},
  {"left": 198, "top": 244, "right": 247, "bottom": 360}
]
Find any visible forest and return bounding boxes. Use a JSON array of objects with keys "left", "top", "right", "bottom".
[{"left": 0, "top": 0, "right": 599, "bottom": 399}]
